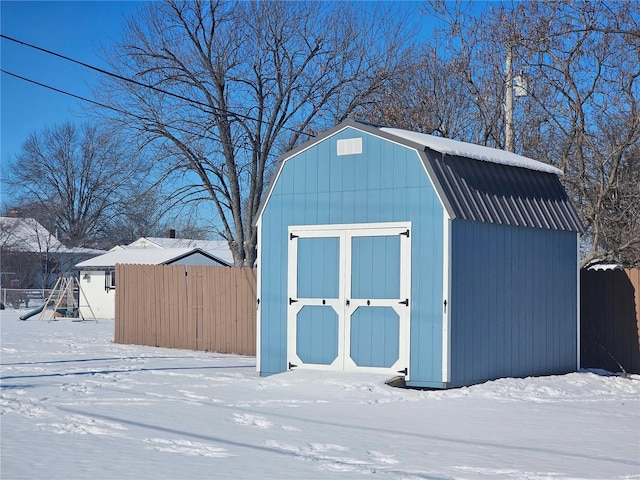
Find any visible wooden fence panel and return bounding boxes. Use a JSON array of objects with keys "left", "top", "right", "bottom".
[
  {"left": 220, "top": 267, "right": 234, "bottom": 353},
  {"left": 114, "top": 264, "right": 124, "bottom": 344},
  {"left": 581, "top": 268, "right": 640, "bottom": 374},
  {"left": 115, "top": 265, "right": 256, "bottom": 355},
  {"left": 236, "top": 267, "right": 258, "bottom": 356},
  {"left": 162, "top": 265, "right": 188, "bottom": 349}
]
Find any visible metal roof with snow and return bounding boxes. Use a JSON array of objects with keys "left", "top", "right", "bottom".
[
  {"left": 256, "top": 120, "right": 584, "bottom": 233},
  {"left": 422, "top": 149, "right": 584, "bottom": 232},
  {"left": 379, "top": 126, "right": 563, "bottom": 175},
  {"left": 382, "top": 123, "right": 583, "bottom": 232}
]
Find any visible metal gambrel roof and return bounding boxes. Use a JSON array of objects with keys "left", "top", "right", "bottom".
[
  {"left": 255, "top": 119, "right": 584, "bottom": 233},
  {"left": 423, "top": 149, "right": 584, "bottom": 233}
]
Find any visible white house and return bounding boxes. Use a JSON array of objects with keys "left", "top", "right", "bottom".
[{"left": 75, "top": 238, "right": 233, "bottom": 319}]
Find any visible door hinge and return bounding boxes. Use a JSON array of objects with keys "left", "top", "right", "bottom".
[
  {"left": 289, "top": 298, "right": 298, "bottom": 305},
  {"left": 400, "top": 229, "right": 410, "bottom": 237},
  {"left": 397, "top": 367, "right": 408, "bottom": 375},
  {"left": 290, "top": 233, "right": 299, "bottom": 240},
  {"left": 288, "top": 362, "right": 298, "bottom": 369},
  {"left": 399, "top": 298, "right": 409, "bottom": 306}
]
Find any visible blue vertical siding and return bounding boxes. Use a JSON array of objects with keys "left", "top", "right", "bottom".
[
  {"left": 297, "top": 237, "right": 339, "bottom": 298},
  {"left": 351, "top": 236, "right": 400, "bottom": 299},
  {"left": 449, "top": 221, "right": 577, "bottom": 387},
  {"left": 350, "top": 307, "right": 400, "bottom": 367},
  {"left": 405, "top": 185, "right": 444, "bottom": 386},
  {"left": 259, "top": 127, "right": 444, "bottom": 381},
  {"left": 296, "top": 306, "right": 339, "bottom": 365}
]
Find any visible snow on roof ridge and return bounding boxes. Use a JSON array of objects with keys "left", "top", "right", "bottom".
[
  {"left": 76, "top": 247, "right": 207, "bottom": 268},
  {"left": 132, "top": 237, "right": 229, "bottom": 247},
  {"left": 379, "top": 127, "right": 563, "bottom": 175},
  {"left": 586, "top": 263, "right": 624, "bottom": 271},
  {"left": 133, "top": 237, "right": 234, "bottom": 263}
]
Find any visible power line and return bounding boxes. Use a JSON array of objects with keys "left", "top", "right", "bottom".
[
  {"left": 0, "top": 68, "right": 280, "bottom": 161},
  {"left": 0, "top": 33, "right": 243, "bottom": 121},
  {"left": 1, "top": 68, "right": 145, "bottom": 121},
  {"left": 0, "top": 33, "right": 314, "bottom": 138}
]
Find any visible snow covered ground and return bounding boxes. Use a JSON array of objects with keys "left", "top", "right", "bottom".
[{"left": 1, "top": 309, "right": 639, "bottom": 480}]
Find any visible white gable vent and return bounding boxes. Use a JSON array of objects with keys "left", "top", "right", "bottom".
[{"left": 337, "top": 137, "right": 363, "bottom": 156}]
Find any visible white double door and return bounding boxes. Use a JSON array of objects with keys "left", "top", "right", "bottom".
[{"left": 287, "top": 222, "right": 411, "bottom": 377}]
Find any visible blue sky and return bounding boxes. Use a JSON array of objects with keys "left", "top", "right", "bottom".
[
  {"left": 0, "top": 0, "right": 440, "bottom": 212},
  {"left": 0, "top": 1, "right": 142, "bottom": 180}
]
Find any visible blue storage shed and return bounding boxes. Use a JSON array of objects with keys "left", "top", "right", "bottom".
[{"left": 255, "top": 120, "right": 584, "bottom": 388}]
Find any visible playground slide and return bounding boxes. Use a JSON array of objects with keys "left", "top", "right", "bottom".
[{"left": 19, "top": 303, "right": 47, "bottom": 321}]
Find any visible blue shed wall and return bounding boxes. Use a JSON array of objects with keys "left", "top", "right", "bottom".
[
  {"left": 448, "top": 221, "right": 578, "bottom": 387},
  {"left": 259, "top": 127, "right": 444, "bottom": 382}
]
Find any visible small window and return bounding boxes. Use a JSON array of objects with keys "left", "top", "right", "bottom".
[{"left": 105, "top": 270, "right": 116, "bottom": 291}]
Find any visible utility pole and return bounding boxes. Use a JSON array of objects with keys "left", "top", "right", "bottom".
[{"left": 504, "top": 42, "right": 515, "bottom": 153}]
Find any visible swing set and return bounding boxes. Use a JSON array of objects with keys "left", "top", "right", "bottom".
[{"left": 18, "top": 275, "right": 97, "bottom": 322}]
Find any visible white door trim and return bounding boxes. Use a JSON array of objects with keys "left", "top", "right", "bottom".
[
  {"left": 442, "top": 213, "right": 452, "bottom": 382},
  {"left": 287, "top": 222, "right": 411, "bottom": 378}
]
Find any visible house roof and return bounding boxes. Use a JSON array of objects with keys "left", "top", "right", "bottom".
[
  {"left": 0, "top": 217, "right": 105, "bottom": 255},
  {"left": 127, "top": 237, "right": 234, "bottom": 265},
  {"left": 75, "top": 247, "right": 225, "bottom": 269},
  {"left": 1, "top": 217, "right": 65, "bottom": 252},
  {"left": 255, "top": 120, "right": 584, "bottom": 233}
]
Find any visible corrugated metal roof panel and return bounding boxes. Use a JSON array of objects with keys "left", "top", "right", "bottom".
[{"left": 425, "top": 150, "right": 584, "bottom": 233}]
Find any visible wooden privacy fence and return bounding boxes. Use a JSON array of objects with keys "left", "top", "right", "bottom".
[
  {"left": 115, "top": 265, "right": 256, "bottom": 356},
  {"left": 581, "top": 268, "right": 640, "bottom": 374}
]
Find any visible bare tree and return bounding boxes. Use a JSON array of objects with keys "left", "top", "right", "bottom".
[
  {"left": 98, "top": 187, "right": 169, "bottom": 247},
  {"left": 356, "top": 46, "right": 479, "bottom": 140},
  {"left": 424, "top": 0, "right": 517, "bottom": 147},
  {"left": 7, "top": 122, "right": 154, "bottom": 248},
  {"left": 373, "top": 0, "right": 639, "bottom": 266},
  {"left": 518, "top": 0, "right": 640, "bottom": 266},
  {"left": 98, "top": 0, "right": 414, "bottom": 266},
  {"left": 363, "top": 1, "right": 532, "bottom": 147},
  {"left": 596, "top": 142, "right": 640, "bottom": 267}
]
